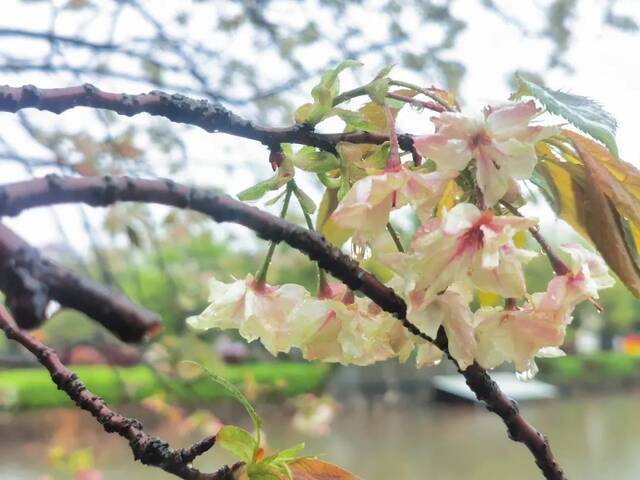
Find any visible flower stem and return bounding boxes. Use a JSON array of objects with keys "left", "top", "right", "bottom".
[
  {"left": 333, "top": 81, "right": 452, "bottom": 113},
  {"left": 388, "top": 79, "right": 456, "bottom": 112},
  {"left": 500, "top": 200, "right": 570, "bottom": 276},
  {"left": 292, "top": 180, "right": 330, "bottom": 293},
  {"left": 255, "top": 182, "right": 294, "bottom": 284},
  {"left": 386, "top": 222, "right": 405, "bottom": 253},
  {"left": 384, "top": 105, "right": 401, "bottom": 169},
  {"left": 386, "top": 92, "right": 445, "bottom": 113},
  {"left": 332, "top": 86, "right": 368, "bottom": 106}
]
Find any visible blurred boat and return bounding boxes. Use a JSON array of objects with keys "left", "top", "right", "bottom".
[{"left": 432, "top": 372, "right": 558, "bottom": 403}]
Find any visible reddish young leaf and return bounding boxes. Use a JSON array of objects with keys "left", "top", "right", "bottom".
[{"left": 289, "top": 458, "right": 361, "bottom": 480}]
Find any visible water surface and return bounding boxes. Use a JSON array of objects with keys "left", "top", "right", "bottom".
[{"left": 1, "top": 393, "right": 639, "bottom": 479}]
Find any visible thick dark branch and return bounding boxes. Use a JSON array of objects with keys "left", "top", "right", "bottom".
[
  {"left": 0, "top": 175, "right": 566, "bottom": 479},
  {"left": 0, "top": 305, "right": 236, "bottom": 480},
  {"left": 0, "top": 223, "right": 161, "bottom": 342},
  {"left": 0, "top": 85, "right": 413, "bottom": 153}
]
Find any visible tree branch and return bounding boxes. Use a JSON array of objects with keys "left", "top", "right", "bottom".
[
  {"left": 0, "top": 304, "right": 237, "bottom": 480},
  {"left": 0, "top": 84, "right": 413, "bottom": 153},
  {"left": 0, "top": 175, "right": 566, "bottom": 479},
  {"left": 0, "top": 222, "right": 161, "bottom": 341}
]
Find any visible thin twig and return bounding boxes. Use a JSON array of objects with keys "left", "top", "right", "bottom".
[
  {"left": 500, "top": 200, "right": 570, "bottom": 276},
  {"left": 0, "top": 305, "right": 238, "bottom": 480},
  {"left": 386, "top": 223, "right": 405, "bottom": 253}
]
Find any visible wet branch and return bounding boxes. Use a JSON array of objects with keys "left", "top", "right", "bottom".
[
  {"left": 0, "top": 84, "right": 414, "bottom": 154},
  {"left": 0, "top": 175, "right": 566, "bottom": 480},
  {"left": 0, "top": 305, "right": 237, "bottom": 480},
  {"left": 0, "top": 222, "right": 161, "bottom": 341}
]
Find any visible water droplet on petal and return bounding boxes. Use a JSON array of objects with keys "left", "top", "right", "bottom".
[{"left": 516, "top": 360, "right": 539, "bottom": 382}]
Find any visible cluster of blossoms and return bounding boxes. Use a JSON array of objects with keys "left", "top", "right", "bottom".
[
  {"left": 188, "top": 274, "right": 413, "bottom": 366},
  {"left": 188, "top": 100, "right": 614, "bottom": 378}
]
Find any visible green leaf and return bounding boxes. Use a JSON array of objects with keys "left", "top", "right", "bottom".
[
  {"left": 292, "top": 147, "right": 339, "bottom": 173},
  {"left": 298, "top": 60, "right": 362, "bottom": 125},
  {"left": 218, "top": 425, "right": 257, "bottom": 463},
  {"left": 186, "top": 362, "right": 263, "bottom": 454},
  {"left": 516, "top": 75, "right": 619, "bottom": 157},
  {"left": 316, "top": 173, "right": 341, "bottom": 190},
  {"left": 317, "top": 187, "right": 351, "bottom": 246},
  {"left": 364, "top": 77, "right": 390, "bottom": 105},
  {"left": 337, "top": 176, "right": 350, "bottom": 202},
  {"left": 294, "top": 103, "right": 314, "bottom": 124},
  {"left": 238, "top": 176, "right": 286, "bottom": 201},
  {"left": 270, "top": 443, "right": 305, "bottom": 462},
  {"left": 265, "top": 189, "right": 288, "bottom": 206},
  {"left": 248, "top": 462, "right": 288, "bottom": 480},
  {"left": 316, "top": 59, "right": 363, "bottom": 97},
  {"left": 256, "top": 443, "right": 306, "bottom": 480},
  {"left": 363, "top": 142, "right": 390, "bottom": 169},
  {"left": 330, "top": 108, "right": 378, "bottom": 132},
  {"left": 373, "top": 64, "right": 395, "bottom": 80},
  {"left": 238, "top": 156, "right": 295, "bottom": 201},
  {"left": 295, "top": 187, "right": 317, "bottom": 214}
]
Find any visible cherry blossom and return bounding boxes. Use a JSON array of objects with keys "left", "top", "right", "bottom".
[
  {"left": 187, "top": 274, "right": 310, "bottom": 355},
  {"left": 474, "top": 244, "right": 614, "bottom": 377},
  {"left": 384, "top": 203, "right": 537, "bottom": 302},
  {"left": 405, "top": 284, "right": 477, "bottom": 370},
  {"left": 330, "top": 166, "right": 453, "bottom": 243},
  {"left": 550, "top": 243, "right": 615, "bottom": 306},
  {"left": 291, "top": 294, "right": 410, "bottom": 366},
  {"left": 414, "top": 100, "right": 558, "bottom": 206},
  {"left": 474, "top": 302, "right": 566, "bottom": 378}
]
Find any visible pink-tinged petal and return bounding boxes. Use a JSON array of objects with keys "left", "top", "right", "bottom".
[
  {"left": 470, "top": 253, "right": 528, "bottom": 298},
  {"left": 330, "top": 171, "right": 406, "bottom": 241},
  {"left": 76, "top": 469, "right": 103, "bottom": 480},
  {"left": 415, "top": 342, "right": 443, "bottom": 368},
  {"left": 388, "top": 321, "right": 414, "bottom": 362},
  {"left": 439, "top": 291, "right": 477, "bottom": 370},
  {"left": 336, "top": 299, "right": 396, "bottom": 365},
  {"left": 411, "top": 217, "right": 442, "bottom": 244},
  {"left": 485, "top": 101, "right": 539, "bottom": 140},
  {"left": 413, "top": 134, "right": 472, "bottom": 172},
  {"left": 241, "top": 282, "right": 309, "bottom": 353},
  {"left": 561, "top": 243, "right": 612, "bottom": 283},
  {"left": 318, "top": 281, "right": 348, "bottom": 301},
  {"left": 187, "top": 277, "right": 247, "bottom": 331},
  {"left": 406, "top": 289, "right": 442, "bottom": 338},
  {"left": 475, "top": 145, "right": 510, "bottom": 206},
  {"left": 492, "top": 139, "right": 538, "bottom": 180},
  {"left": 433, "top": 112, "right": 483, "bottom": 138},
  {"left": 489, "top": 213, "right": 538, "bottom": 231},
  {"left": 383, "top": 225, "right": 461, "bottom": 298},
  {"left": 474, "top": 304, "right": 566, "bottom": 375},
  {"left": 511, "top": 124, "right": 560, "bottom": 144},
  {"left": 441, "top": 203, "right": 481, "bottom": 235},
  {"left": 531, "top": 283, "right": 564, "bottom": 311},
  {"left": 297, "top": 300, "right": 344, "bottom": 362},
  {"left": 402, "top": 170, "right": 456, "bottom": 221},
  {"left": 508, "top": 311, "right": 566, "bottom": 373},
  {"left": 408, "top": 289, "right": 476, "bottom": 369}
]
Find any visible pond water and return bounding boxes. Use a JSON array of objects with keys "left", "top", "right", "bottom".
[{"left": 1, "top": 392, "right": 639, "bottom": 479}]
